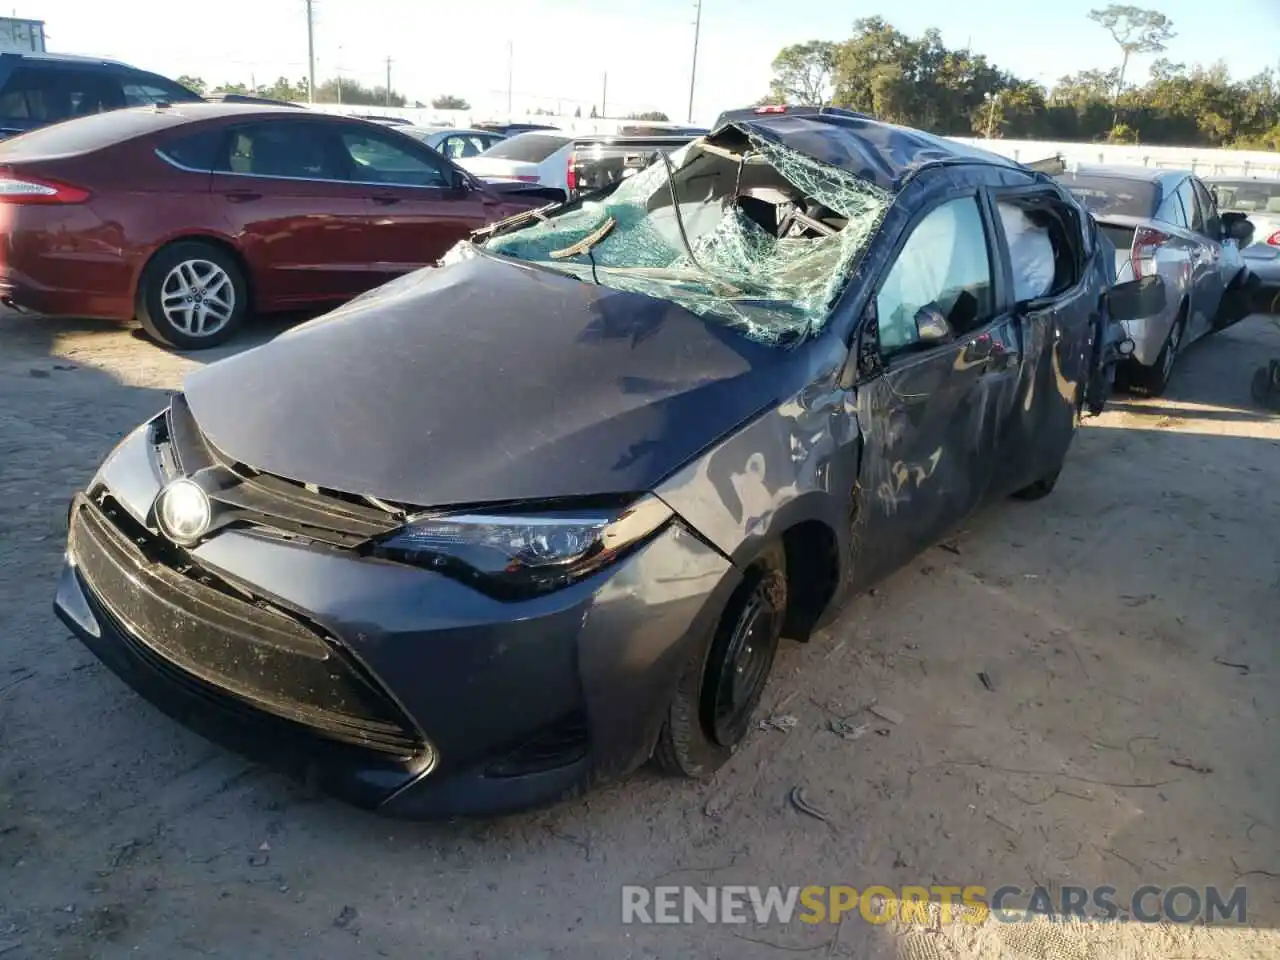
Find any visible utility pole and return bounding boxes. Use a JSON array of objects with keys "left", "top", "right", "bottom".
[
  {"left": 304, "top": 0, "right": 315, "bottom": 104},
  {"left": 385, "top": 56, "right": 392, "bottom": 105},
  {"left": 336, "top": 45, "right": 343, "bottom": 106},
  {"left": 506, "top": 41, "right": 513, "bottom": 117},
  {"left": 601, "top": 72, "right": 608, "bottom": 119},
  {"left": 687, "top": 0, "right": 702, "bottom": 124}
]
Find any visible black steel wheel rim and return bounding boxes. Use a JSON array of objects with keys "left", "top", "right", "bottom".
[{"left": 706, "top": 585, "right": 779, "bottom": 746}]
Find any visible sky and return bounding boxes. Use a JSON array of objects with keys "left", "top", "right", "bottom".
[{"left": 13, "top": 0, "right": 1280, "bottom": 124}]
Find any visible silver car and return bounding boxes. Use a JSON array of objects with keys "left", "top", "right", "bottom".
[
  {"left": 1057, "top": 166, "right": 1250, "bottom": 395},
  {"left": 1207, "top": 176, "right": 1280, "bottom": 314},
  {"left": 403, "top": 127, "right": 506, "bottom": 159}
]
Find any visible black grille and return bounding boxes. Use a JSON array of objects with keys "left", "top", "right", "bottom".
[
  {"left": 70, "top": 495, "right": 423, "bottom": 759},
  {"left": 161, "top": 394, "right": 404, "bottom": 549}
]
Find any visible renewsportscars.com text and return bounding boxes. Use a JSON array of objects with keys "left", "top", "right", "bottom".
[{"left": 621, "top": 884, "right": 1248, "bottom": 925}]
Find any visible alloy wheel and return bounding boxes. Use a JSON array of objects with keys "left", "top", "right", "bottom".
[{"left": 160, "top": 259, "right": 236, "bottom": 337}]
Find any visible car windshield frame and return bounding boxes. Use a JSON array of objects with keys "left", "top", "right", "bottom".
[{"left": 465, "top": 130, "right": 893, "bottom": 346}]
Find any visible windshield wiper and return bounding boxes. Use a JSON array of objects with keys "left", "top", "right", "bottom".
[
  {"left": 471, "top": 199, "right": 561, "bottom": 243},
  {"left": 550, "top": 216, "right": 616, "bottom": 259}
]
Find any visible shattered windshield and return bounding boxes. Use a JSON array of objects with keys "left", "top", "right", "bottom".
[{"left": 474, "top": 129, "right": 892, "bottom": 343}]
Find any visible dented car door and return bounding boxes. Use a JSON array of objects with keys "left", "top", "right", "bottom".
[
  {"left": 851, "top": 192, "right": 1019, "bottom": 582},
  {"left": 988, "top": 189, "right": 1098, "bottom": 495}
]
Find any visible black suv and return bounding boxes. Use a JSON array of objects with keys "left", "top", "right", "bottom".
[{"left": 0, "top": 52, "right": 201, "bottom": 138}]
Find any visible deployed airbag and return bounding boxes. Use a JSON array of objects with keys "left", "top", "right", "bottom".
[{"left": 998, "top": 203, "right": 1055, "bottom": 302}]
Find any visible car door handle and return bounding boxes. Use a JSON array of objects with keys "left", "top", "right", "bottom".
[
  {"left": 224, "top": 190, "right": 262, "bottom": 203},
  {"left": 963, "top": 334, "right": 994, "bottom": 365},
  {"left": 370, "top": 194, "right": 401, "bottom": 206}
]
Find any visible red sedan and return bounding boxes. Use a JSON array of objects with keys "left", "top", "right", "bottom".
[{"left": 0, "top": 103, "right": 545, "bottom": 347}]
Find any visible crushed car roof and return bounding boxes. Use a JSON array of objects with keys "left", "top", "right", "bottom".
[{"left": 714, "top": 106, "right": 1024, "bottom": 192}]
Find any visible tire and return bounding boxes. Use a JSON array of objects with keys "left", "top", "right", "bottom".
[
  {"left": 652, "top": 543, "right": 787, "bottom": 778},
  {"left": 137, "top": 241, "right": 249, "bottom": 350},
  {"left": 1131, "top": 305, "right": 1187, "bottom": 398},
  {"left": 1012, "top": 469, "right": 1060, "bottom": 501}
]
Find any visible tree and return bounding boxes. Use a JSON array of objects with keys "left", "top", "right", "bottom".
[
  {"left": 314, "top": 77, "right": 405, "bottom": 107},
  {"left": 767, "top": 40, "right": 838, "bottom": 105},
  {"left": 258, "top": 76, "right": 307, "bottom": 102},
  {"left": 1087, "top": 5, "right": 1175, "bottom": 126},
  {"left": 625, "top": 110, "right": 670, "bottom": 121},
  {"left": 574, "top": 106, "right": 582, "bottom": 118},
  {"left": 589, "top": 105, "right": 598, "bottom": 118},
  {"left": 769, "top": 16, "right": 1280, "bottom": 148},
  {"left": 432, "top": 94, "right": 470, "bottom": 110},
  {"left": 176, "top": 75, "right": 206, "bottom": 96}
]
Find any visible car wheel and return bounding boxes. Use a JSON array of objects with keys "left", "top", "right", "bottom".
[
  {"left": 137, "top": 241, "right": 248, "bottom": 350},
  {"left": 1132, "top": 305, "right": 1186, "bottom": 397},
  {"left": 1012, "top": 468, "right": 1060, "bottom": 501},
  {"left": 652, "top": 544, "right": 787, "bottom": 778}
]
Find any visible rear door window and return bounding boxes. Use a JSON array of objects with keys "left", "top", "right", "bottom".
[
  {"left": 0, "top": 66, "right": 125, "bottom": 123},
  {"left": 438, "top": 134, "right": 488, "bottom": 159},
  {"left": 1192, "top": 179, "right": 1221, "bottom": 239},
  {"left": 219, "top": 121, "right": 342, "bottom": 180},
  {"left": 1176, "top": 179, "right": 1204, "bottom": 232},
  {"left": 1155, "top": 187, "right": 1189, "bottom": 228}
]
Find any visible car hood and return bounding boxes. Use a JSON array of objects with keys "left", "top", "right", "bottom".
[{"left": 182, "top": 254, "right": 790, "bottom": 507}]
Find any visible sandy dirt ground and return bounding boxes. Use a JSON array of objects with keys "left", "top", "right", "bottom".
[{"left": 1, "top": 310, "right": 1277, "bottom": 960}]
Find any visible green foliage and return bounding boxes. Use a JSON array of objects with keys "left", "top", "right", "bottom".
[
  {"left": 764, "top": 15, "right": 1280, "bottom": 148},
  {"left": 175, "top": 75, "right": 206, "bottom": 96},
  {"left": 767, "top": 41, "right": 838, "bottom": 105},
  {"left": 314, "top": 77, "right": 405, "bottom": 107},
  {"left": 432, "top": 94, "right": 470, "bottom": 110},
  {"left": 626, "top": 111, "right": 671, "bottom": 121}
]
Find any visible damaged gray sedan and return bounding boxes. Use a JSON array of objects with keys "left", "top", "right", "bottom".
[{"left": 55, "top": 106, "right": 1158, "bottom": 817}]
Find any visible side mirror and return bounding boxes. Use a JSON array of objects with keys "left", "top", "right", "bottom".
[
  {"left": 1222, "top": 212, "right": 1254, "bottom": 244},
  {"left": 914, "top": 304, "right": 953, "bottom": 344},
  {"left": 1108, "top": 274, "right": 1166, "bottom": 322}
]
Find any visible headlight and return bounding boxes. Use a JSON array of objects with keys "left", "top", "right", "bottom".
[{"left": 370, "top": 495, "right": 672, "bottom": 599}]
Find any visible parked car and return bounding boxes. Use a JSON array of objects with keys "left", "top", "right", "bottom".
[
  {"left": 457, "top": 131, "right": 574, "bottom": 198},
  {"left": 713, "top": 103, "right": 872, "bottom": 129},
  {"left": 0, "top": 103, "right": 546, "bottom": 348},
  {"left": 405, "top": 126, "right": 506, "bottom": 159},
  {"left": 1056, "top": 166, "right": 1252, "bottom": 394},
  {"left": 0, "top": 52, "right": 201, "bottom": 138},
  {"left": 204, "top": 92, "right": 304, "bottom": 108},
  {"left": 472, "top": 121, "right": 560, "bottom": 136},
  {"left": 55, "top": 106, "right": 1158, "bottom": 818},
  {"left": 1205, "top": 176, "right": 1280, "bottom": 249},
  {"left": 351, "top": 114, "right": 412, "bottom": 126},
  {"left": 567, "top": 132, "right": 704, "bottom": 199}
]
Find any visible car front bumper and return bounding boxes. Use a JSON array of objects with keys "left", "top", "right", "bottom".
[{"left": 54, "top": 430, "right": 738, "bottom": 818}]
